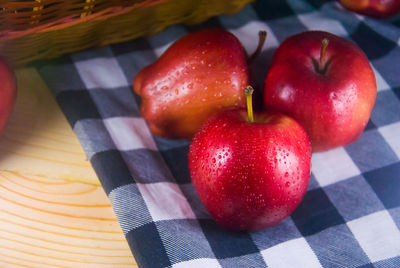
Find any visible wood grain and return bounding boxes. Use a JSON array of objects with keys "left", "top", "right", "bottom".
[
  {"left": 0, "top": 67, "right": 99, "bottom": 185},
  {"left": 0, "top": 68, "right": 137, "bottom": 267}
]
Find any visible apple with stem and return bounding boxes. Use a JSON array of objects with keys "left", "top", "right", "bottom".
[
  {"left": 264, "top": 31, "right": 377, "bottom": 152},
  {"left": 0, "top": 57, "right": 17, "bottom": 138},
  {"left": 189, "top": 86, "right": 311, "bottom": 231},
  {"left": 339, "top": 0, "right": 400, "bottom": 18},
  {"left": 133, "top": 29, "right": 266, "bottom": 139}
]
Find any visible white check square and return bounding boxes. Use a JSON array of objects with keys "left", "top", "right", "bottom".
[
  {"left": 312, "top": 147, "right": 360, "bottom": 187},
  {"left": 379, "top": 122, "right": 400, "bottom": 159},
  {"left": 74, "top": 57, "right": 129, "bottom": 89},
  {"left": 298, "top": 12, "right": 348, "bottom": 36},
  {"left": 103, "top": 117, "right": 158, "bottom": 152},
  {"left": 172, "top": 258, "right": 221, "bottom": 268},
  {"left": 261, "top": 237, "right": 322, "bottom": 268},
  {"left": 223, "top": 20, "right": 279, "bottom": 55},
  {"left": 347, "top": 210, "right": 400, "bottom": 262},
  {"left": 372, "top": 65, "right": 390, "bottom": 92},
  {"left": 138, "top": 182, "right": 196, "bottom": 221}
]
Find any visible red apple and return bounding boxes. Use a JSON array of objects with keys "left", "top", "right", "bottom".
[
  {"left": 188, "top": 87, "right": 311, "bottom": 231},
  {"left": 0, "top": 57, "right": 17, "bottom": 137},
  {"left": 264, "top": 31, "right": 376, "bottom": 152},
  {"left": 339, "top": 0, "right": 400, "bottom": 18},
  {"left": 133, "top": 29, "right": 249, "bottom": 139}
]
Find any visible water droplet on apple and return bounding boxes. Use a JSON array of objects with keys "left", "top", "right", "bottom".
[
  {"left": 208, "top": 63, "right": 213, "bottom": 68},
  {"left": 201, "top": 98, "right": 207, "bottom": 102},
  {"left": 161, "top": 85, "right": 169, "bottom": 90},
  {"left": 285, "top": 172, "right": 289, "bottom": 177},
  {"left": 204, "top": 86, "right": 208, "bottom": 91},
  {"left": 285, "top": 182, "right": 290, "bottom": 187},
  {"left": 184, "top": 99, "right": 190, "bottom": 104},
  {"left": 223, "top": 78, "right": 231, "bottom": 84},
  {"left": 187, "top": 83, "right": 194, "bottom": 89},
  {"left": 175, "top": 89, "right": 179, "bottom": 95},
  {"left": 212, "top": 158, "right": 216, "bottom": 163},
  {"left": 191, "top": 65, "right": 197, "bottom": 70}
]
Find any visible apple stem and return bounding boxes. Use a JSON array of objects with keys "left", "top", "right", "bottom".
[
  {"left": 319, "top": 38, "right": 329, "bottom": 71},
  {"left": 244, "top": 86, "right": 254, "bottom": 123},
  {"left": 247, "top": 31, "right": 267, "bottom": 65}
]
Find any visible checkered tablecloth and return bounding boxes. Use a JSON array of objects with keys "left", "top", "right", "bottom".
[{"left": 36, "top": 0, "right": 400, "bottom": 267}]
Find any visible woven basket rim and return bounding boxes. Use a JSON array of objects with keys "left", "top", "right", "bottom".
[{"left": 0, "top": 0, "right": 165, "bottom": 41}]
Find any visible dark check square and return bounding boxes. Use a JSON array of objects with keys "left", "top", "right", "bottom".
[
  {"left": 370, "top": 90, "right": 400, "bottom": 127},
  {"left": 91, "top": 150, "right": 135, "bottom": 195},
  {"left": 252, "top": 0, "right": 296, "bottom": 21},
  {"left": 324, "top": 175, "right": 385, "bottom": 221},
  {"left": 364, "top": 162, "right": 400, "bottom": 210},
  {"left": 291, "top": 188, "right": 345, "bottom": 236},
  {"left": 351, "top": 22, "right": 397, "bottom": 60},
  {"left": 126, "top": 222, "right": 171, "bottom": 268},
  {"left": 71, "top": 46, "right": 114, "bottom": 62},
  {"left": 371, "top": 49, "right": 400, "bottom": 88},
  {"left": 158, "top": 145, "right": 191, "bottom": 184},
  {"left": 394, "top": 87, "right": 400, "bottom": 100},
  {"left": 250, "top": 217, "right": 302, "bottom": 250},
  {"left": 365, "top": 119, "right": 376, "bottom": 131},
  {"left": 345, "top": 129, "right": 398, "bottom": 172},
  {"left": 121, "top": 149, "right": 175, "bottom": 184},
  {"left": 305, "top": 224, "right": 370, "bottom": 267},
  {"left": 306, "top": 0, "right": 333, "bottom": 9},
  {"left": 111, "top": 38, "right": 152, "bottom": 56},
  {"left": 56, "top": 90, "right": 102, "bottom": 127},
  {"left": 185, "top": 17, "right": 222, "bottom": 33},
  {"left": 198, "top": 219, "right": 260, "bottom": 259},
  {"left": 89, "top": 87, "right": 140, "bottom": 118},
  {"left": 36, "top": 55, "right": 85, "bottom": 93}
]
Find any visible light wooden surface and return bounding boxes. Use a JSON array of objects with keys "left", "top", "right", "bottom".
[{"left": 0, "top": 68, "right": 137, "bottom": 267}]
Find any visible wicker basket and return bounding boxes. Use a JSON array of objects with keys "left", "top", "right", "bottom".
[{"left": 0, "top": 0, "right": 253, "bottom": 66}]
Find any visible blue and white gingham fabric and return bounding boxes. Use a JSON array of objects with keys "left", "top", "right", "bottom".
[{"left": 37, "top": 0, "right": 400, "bottom": 267}]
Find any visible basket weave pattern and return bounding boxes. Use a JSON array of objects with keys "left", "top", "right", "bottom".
[{"left": 0, "top": 0, "right": 253, "bottom": 66}]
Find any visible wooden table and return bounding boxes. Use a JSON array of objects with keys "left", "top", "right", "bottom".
[{"left": 0, "top": 68, "right": 137, "bottom": 267}]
